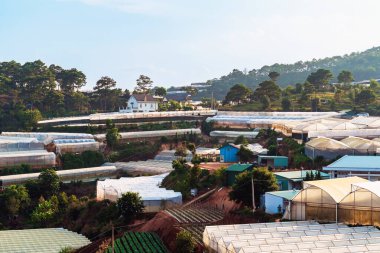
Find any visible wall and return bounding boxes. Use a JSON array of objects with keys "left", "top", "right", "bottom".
[
  {"left": 220, "top": 145, "right": 239, "bottom": 163},
  {"left": 264, "top": 193, "right": 284, "bottom": 214}
]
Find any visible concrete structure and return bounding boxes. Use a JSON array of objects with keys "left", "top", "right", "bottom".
[
  {"left": 323, "top": 155, "right": 380, "bottom": 180},
  {"left": 274, "top": 170, "right": 330, "bottom": 190},
  {"left": 120, "top": 94, "right": 158, "bottom": 113},
  {"left": 225, "top": 164, "right": 253, "bottom": 186},
  {"left": 263, "top": 190, "right": 300, "bottom": 214},
  {"left": 258, "top": 155, "right": 288, "bottom": 169}
]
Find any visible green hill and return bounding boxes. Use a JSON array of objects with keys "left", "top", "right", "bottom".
[{"left": 194, "top": 47, "right": 380, "bottom": 100}]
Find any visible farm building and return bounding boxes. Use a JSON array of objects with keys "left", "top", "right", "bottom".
[
  {"left": 263, "top": 190, "right": 300, "bottom": 214},
  {"left": 274, "top": 170, "right": 330, "bottom": 190},
  {"left": 203, "top": 221, "right": 380, "bottom": 253},
  {"left": 96, "top": 173, "right": 182, "bottom": 212},
  {"left": 289, "top": 176, "right": 368, "bottom": 222},
  {"left": 0, "top": 228, "right": 90, "bottom": 253},
  {"left": 323, "top": 155, "right": 380, "bottom": 180},
  {"left": 0, "top": 166, "right": 117, "bottom": 187},
  {"left": 0, "top": 150, "right": 56, "bottom": 169},
  {"left": 220, "top": 143, "right": 267, "bottom": 163},
  {"left": 225, "top": 164, "right": 253, "bottom": 186},
  {"left": 104, "top": 160, "right": 173, "bottom": 176},
  {"left": 258, "top": 155, "right": 288, "bottom": 169}
]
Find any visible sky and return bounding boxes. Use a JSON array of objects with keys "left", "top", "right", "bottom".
[{"left": 1, "top": 0, "right": 380, "bottom": 91}]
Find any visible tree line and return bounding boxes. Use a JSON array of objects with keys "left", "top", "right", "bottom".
[{"left": 0, "top": 60, "right": 168, "bottom": 131}]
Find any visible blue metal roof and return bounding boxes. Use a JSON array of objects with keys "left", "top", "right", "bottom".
[
  {"left": 266, "top": 190, "right": 300, "bottom": 200},
  {"left": 323, "top": 155, "right": 380, "bottom": 171}
]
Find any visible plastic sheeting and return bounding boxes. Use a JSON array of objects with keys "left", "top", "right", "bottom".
[
  {"left": 0, "top": 150, "right": 56, "bottom": 169},
  {"left": 96, "top": 173, "right": 182, "bottom": 212},
  {"left": 104, "top": 160, "right": 173, "bottom": 175},
  {"left": 203, "top": 221, "right": 380, "bottom": 253},
  {"left": 210, "top": 131, "right": 259, "bottom": 139},
  {"left": 55, "top": 142, "right": 100, "bottom": 154},
  {"left": 290, "top": 177, "right": 368, "bottom": 222},
  {"left": 0, "top": 136, "right": 44, "bottom": 152},
  {"left": 1, "top": 132, "right": 94, "bottom": 145},
  {"left": 0, "top": 166, "right": 117, "bottom": 186}
]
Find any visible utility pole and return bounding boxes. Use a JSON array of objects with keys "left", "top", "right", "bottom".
[
  {"left": 251, "top": 175, "right": 256, "bottom": 212},
  {"left": 111, "top": 221, "right": 115, "bottom": 253}
]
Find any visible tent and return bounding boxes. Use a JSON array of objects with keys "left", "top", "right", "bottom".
[{"left": 290, "top": 177, "right": 368, "bottom": 222}]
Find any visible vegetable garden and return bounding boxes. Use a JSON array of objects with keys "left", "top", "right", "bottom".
[{"left": 105, "top": 232, "right": 168, "bottom": 253}]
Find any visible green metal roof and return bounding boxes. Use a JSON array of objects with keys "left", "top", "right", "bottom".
[
  {"left": 274, "top": 170, "right": 330, "bottom": 181},
  {"left": 226, "top": 163, "right": 252, "bottom": 172},
  {"left": 0, "top": 228, "right": 91, "bottom": 252},
  {"left": 266, "top": 190, "right": 301, "bottom": 200}
]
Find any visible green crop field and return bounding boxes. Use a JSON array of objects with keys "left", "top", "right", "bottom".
[{"left": 106, "top": 232, "right": 168, "bottom": 253}]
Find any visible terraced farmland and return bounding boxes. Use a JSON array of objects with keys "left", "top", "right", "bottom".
[
  {"left": 164, "top": 206, "right": 224, "bottom": 224},
  {"left": 180, "top": 225, "right": 205, "bottom": 244},
  {"left": 105, "top": 232, "right": 168, "bottom": 253}
]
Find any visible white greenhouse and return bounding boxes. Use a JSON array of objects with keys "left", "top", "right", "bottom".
[
  {"left": 53, "top": 139, "right": 100, "bottom": 154},
  {"left": 1, "top": 132, "right": 94, "bottom": 145},
  {"left": 203, "top": 221, "right": 380, "bottom": 253},
  {"left": 340, "top": 136, "right": 380, "bottom": 155},
  {"left": 0, "top": 166, "right": 117, "bottom": 187},
  {"left": 289, "top": 177, "right": 368, "bottom": 222},
  {"left": 210, "top": 131, "right": 259, "bottom": 139},
  {"left": 305, "top": 137, "right": 352, "bottom": 159},
  {"left": 0, "top": 136, "right": 44, "bottom": 152},
  {"left": 104, "top": 160, "right": 173, "bottom": 176},
  {"left": 0, "top": 150, "right": 56, "bottom": 169},
  {"left": 96, "top": 173, "right": 182, "bottom": 212},
  {"left": 339, "top": 181, "right": 380, "bottom": 226}
]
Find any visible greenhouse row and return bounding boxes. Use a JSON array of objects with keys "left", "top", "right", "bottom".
[
  {"left": 104, "top": 160, "right": 173, "bottom": 176},
  {"left": 305, "top": 136, "right": 380, "bottom": 159},
  {"left": 0, "top": 150, "right": 56, "bottom": 169},
  {"left": 0, "top": 166, "right": 117, "bottom": 187},
  {"left": 210, "top": 131, "right": 259, "bottom": 139},
  {"left": 95, "top": 128, "right": 201, "bottom": 141},
  {"left": 289, "top": 177, "right": 380, "bottom": 226},
  {"left": 96, "top": 173, "right": 182, "bottom": 212},
  {"left": 203, "top": 221, "right": 380, "bottom": 253},
  {"left": 55, "top": 141, "right": 100, "bottom": 154},
  {"left": 0, "top": 136, "right": 44, "bottom": 152},
  {"left": 1, "top": 132, "right": 94, "bottom": 145}
]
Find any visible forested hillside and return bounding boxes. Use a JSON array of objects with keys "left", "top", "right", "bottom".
[{"left": 197, "top": 47, "right": 380, "bottom": 100}]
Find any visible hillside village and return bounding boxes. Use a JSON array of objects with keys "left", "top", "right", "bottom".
[{"left": 3, "top": 1, "right": 380, "bottom": 251}]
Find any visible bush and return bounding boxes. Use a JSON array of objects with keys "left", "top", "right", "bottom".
[
  {"left": 117, "top": 192, "right": 144, "bottom": 222},
  {"left": 175, "top": 230, "right": 196, "bottom": 253}
]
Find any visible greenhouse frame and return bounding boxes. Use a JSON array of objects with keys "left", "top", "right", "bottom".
[
  {"left": 0, "top": 136, "right": 44, "bottom": 152},
  {"left": 1, "top": 132, "right": 94, "bottom": 145},
  {"left": 96, "top": 173, "right": 182, "bottom": 212},
  {"left": 54, "top": 139, "right": 100, "bottom": 154},
  {"left": 104, "top": 159, "right": 174, "bottom": 175}
]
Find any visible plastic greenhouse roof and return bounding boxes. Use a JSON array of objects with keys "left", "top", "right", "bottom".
[
  {"left": 1, "top": 132, "right": 94, "bottom": 144},
  {"left": 308, "top": 129, "right": 380, "bottom": 139},
  {"left": 302, "top": 176, "right": 368, "bottom": 203},
  {"left": 0, "top": 150, "right": 55, "bottom": 158},
  {"left": 0, "top": 228, "right": 90, "bottom": 252},
  {"left": 305, "top": 137, "right": 351, "bottom": 149},
  {"left": 323, "top": 155, "right": 380, "bottom": 171},
  {"left": 352, "top": 181, "right": 380, "bottom": 198},
  {"left": 210, "top": 131, "right": 259, "bottom": 138},
  {"left": 95, "top": 128, "right": 201, "bottom": 140},
  {"left": 266, "top": 190, "right": 300, "bottom": 200}
]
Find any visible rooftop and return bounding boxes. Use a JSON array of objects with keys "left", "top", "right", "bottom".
[
  {"left": 266, "top": 190, "right": 301, "bottom": 200},
  {"left": 323, "top": 155, "right": 380, "bottom": 171},
  {"left": 0, "top": 228, "right": 90, "bottom": 253},
  {"left": 274, "top": 170, "right": 330, "bottom": 181},
  {"left": 226, "top": 163, "right": 253, "bottom": 172}
]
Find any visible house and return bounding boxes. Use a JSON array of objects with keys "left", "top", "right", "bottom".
[
  {"left": 263, "top": 189, "right": 300, "bottom": 214},
  {"left": 219, "top": 143, "right": 267, "bottom": 163},
  {"left": 225, "top": 163, "right": 253, "bottom": 186},
  {"left": 119, "top": 94, "right": 158, "bottom": 113},
  {"left": 323, "top": 155, "right": 380, "bottom": 181},
  {"left": 258, "top": 155, "right": 288, "bottom": 169},
  {"left": 274, "top": 170, "right": 330, "bottom": 190}
]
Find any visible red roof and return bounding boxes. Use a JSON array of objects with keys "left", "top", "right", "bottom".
[{"left": 132, "top": 94, "right": 157, "bottom": 102}]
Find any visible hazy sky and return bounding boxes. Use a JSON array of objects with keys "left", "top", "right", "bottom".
[{"left": 1, "top": 0, "right": 380, "bottom": 90}]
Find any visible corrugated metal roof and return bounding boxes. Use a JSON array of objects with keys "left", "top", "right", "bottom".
[
  {"left": 324, "top": 155, "right": 380, "bottom": 170},
  {"left": 267, "top": 190, "right": 300, "bottom": 200}
]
